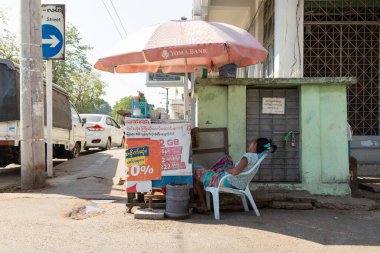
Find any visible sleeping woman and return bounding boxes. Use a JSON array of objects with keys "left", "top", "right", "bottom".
[{"left": 193, "top": 137, "right": 277, "bottom": 213}]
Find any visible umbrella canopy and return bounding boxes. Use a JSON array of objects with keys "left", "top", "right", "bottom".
[{"left": 94, "top": 20, "right": 267, "bottom": 74}]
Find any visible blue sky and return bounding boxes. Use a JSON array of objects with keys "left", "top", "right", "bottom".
[{"left": 0, "top": 0, "right": 193, "bottom": 107}]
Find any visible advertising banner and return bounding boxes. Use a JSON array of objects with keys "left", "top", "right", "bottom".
[
  {"left": 124, "top": 121, "right": 192, "bottom": 192},
  {"left": 125, "top": 122, "right": 192, "bottom": 177},
  {"left": 125, "top": 138, "right": 162, "bottom": 181}
]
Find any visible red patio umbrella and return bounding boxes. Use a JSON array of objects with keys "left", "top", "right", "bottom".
[{"left": 94, "top": 19, "right": 267, "bottom": 119}]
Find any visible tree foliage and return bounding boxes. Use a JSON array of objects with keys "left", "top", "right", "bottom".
[
  {"left": 92, "top": 99, "right": 112, "bottom": 115},
  {"left": 0, "top": 8, "right": 19, "bottom": 63},
  {"left": 52, "top": 24, "right": 108, "bottom": 114},
  {"left": 112, "top": 96, "right": 133, "bottom": 118},
  {"left": 69, "top": 71, "right": 109, "bottom": 113},
  {"left": 0, "top": 11, "right": 110, "bottom": 115}
]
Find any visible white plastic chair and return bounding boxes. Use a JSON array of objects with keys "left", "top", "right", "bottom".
[{"left": 205, "top": 153, "right": 268, "bottom": 220}]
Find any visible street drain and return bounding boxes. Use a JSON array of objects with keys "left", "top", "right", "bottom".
[
  {"left": 77, "top": 176, "right": 107, "bottom": 184},
  {"left": 86, "top": 205, "right": 104, "bottom": 213},
  {"left": 67, "top": 202, "right": 105, "bottom": 220},
  {"left": 77, "top": 176, "right": 105, "bottom": 180}
]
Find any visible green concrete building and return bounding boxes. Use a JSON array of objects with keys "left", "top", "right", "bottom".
[
  {"left": 193, "top": 0, "right": 380, "bottom": 194},
  {"left": 194, "top": 77, "right": 356, "bottom": 195}
]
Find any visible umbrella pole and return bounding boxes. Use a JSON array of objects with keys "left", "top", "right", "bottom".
[{"left": 184, "top": 58, "right": 189, "bottom": 122}]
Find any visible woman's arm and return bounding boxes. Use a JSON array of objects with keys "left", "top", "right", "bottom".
[{"left": 225, "top": 157, "right": 248, "bottom": 175}]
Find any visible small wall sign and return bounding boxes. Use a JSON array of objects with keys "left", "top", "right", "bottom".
[{"left": 262, "top": 97, "right": 285, "bottom": 114}]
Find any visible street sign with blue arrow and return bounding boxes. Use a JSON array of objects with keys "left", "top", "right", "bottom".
[{"left": 41, "top": 5, "right": 65, "bottom": 60}]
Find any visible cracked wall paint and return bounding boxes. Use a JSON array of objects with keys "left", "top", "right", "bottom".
[
  {"left": 274, "top": 0, "right": 303, "bottom": 77},
  {"left": 197, "top": 86, "right": 227, "bottom": 128}
]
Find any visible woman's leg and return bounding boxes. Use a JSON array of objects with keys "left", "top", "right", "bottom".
[
  {"left": 192, "top": 157, "right": 231, "bottom": 213},
  {"left": 193, "top": 164, "right": 208, "bottom": 213},
  {"left": 194, "top": 181, "right": 207, "bottom": 212}
]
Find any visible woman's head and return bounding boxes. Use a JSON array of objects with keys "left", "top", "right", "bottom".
[{"left": 249, "top": 138, "right": 277, "bottom": 154}]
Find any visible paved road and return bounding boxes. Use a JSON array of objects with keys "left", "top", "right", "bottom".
[
  {"left": 1, "top": 148, "right": 380, "bottom": 252},
  {"left": 0, "top": 194, "right": 379, "bottom": 253}
]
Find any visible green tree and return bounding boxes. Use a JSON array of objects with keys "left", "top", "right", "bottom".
[
  {"left": 52, "top": 24, "right": 93, "bottom": 93},
  {"left": 70, "top": 71, "right": 108, "bottom": 113},
  {"left": 92, "top": 99, "right": 112, "bottom": 115},
  {"left": 51, "top": 24, "right": 108, "bottom": 114},
  {"left": 112, "top": 96, "right": 133, "bottom": 118},
  {"left": 0, "top": 8, "right": 19, "bottom": 63},
  {"left": 0, "top": 12, "right": 110, "bottom": 115}
]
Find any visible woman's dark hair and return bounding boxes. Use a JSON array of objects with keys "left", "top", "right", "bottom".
[{"left": 255, "top": 138, "right": 277, "bottom": 153}]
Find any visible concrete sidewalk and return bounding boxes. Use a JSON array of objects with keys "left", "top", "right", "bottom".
[
  {"left": 3, "top": 147, "right": 380, "bottom": 211},
  {"left": 40, "top": 148, "right": 127, "bottom": 200},
  {"left": 0, "top": 148, "right": 127, "bottom": 199},
  {"left": 0, "top": 165, "right": 20, "bottom": 192}
]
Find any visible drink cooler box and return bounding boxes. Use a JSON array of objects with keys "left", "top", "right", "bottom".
[{"left": 132, "top": 101, "right": 148, "bottom": 118}]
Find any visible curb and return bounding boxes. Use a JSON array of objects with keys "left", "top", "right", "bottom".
[{"left": 218, "top": 190, "right": 380, "bottom": 211}]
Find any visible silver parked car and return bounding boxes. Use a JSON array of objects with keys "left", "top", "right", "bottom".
[{"left": 80, "top": 114, "right": 124, "bottom": 150}]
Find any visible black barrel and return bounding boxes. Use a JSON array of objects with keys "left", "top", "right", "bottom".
[{"left": 165, "top": 183, "right": 190, "bottom": 219}]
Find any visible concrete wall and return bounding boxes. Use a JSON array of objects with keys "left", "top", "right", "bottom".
[
  {"left": 227, "top": 85, "right": 247, "bottom": 161},
  {"left": 274, "top": 0, "right": 304, "bottom": 78},
  {"left": 261, "top": 84, "right": 350, "bottom": 195},
  {"left": 298, "top": 85, "right": 350, "bottom": 195},
  {"left": 196, "top": 85, "right": 246, "bottom": 162},
  {"left": 197, "top": 85, "right": 228, "bottom": 129},
  {"left": 195, "top": 78, "right": 352, "bottom": 196},
  {"left": 249, "top": 0, "right": 304, "bottom": 78}
]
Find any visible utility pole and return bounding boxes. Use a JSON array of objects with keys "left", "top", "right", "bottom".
[
  {"left": 164, "top": 87, "right": 169, "bottom": 114},
  {"left": 20, "top": 0, "right": 45, "bottom": 188},
  {"left": 159, "top": 87, "right": 170, "bottom": 114}
]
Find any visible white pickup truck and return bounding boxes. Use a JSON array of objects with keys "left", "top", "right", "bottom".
[{"left": 0, "top": 59, "right": 86, "bottom": 167}]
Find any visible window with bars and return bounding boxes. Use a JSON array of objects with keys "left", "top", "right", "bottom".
[{"left": 304, "top": 0, "right": 380, "bottom": 135}]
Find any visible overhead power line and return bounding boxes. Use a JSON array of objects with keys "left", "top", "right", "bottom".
[
  {"left": 247, "top": 0, "right": 265, "bottom": 32},
  {"left": 110, "top": 0, "right": 128, "bottom": 37},
  {"left": 101, "top": 0, "right": 123, "bottom": 39}
]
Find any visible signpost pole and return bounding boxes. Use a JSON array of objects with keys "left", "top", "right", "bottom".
[
  {"left": 41, "top": 4, "right": 65, "bottom": 178},
  {"left": 46, "top": 60, "right": 53, "bottom": 177},
  {"left": 20, "top": 0, "right": 45, "bottom": 189}
]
